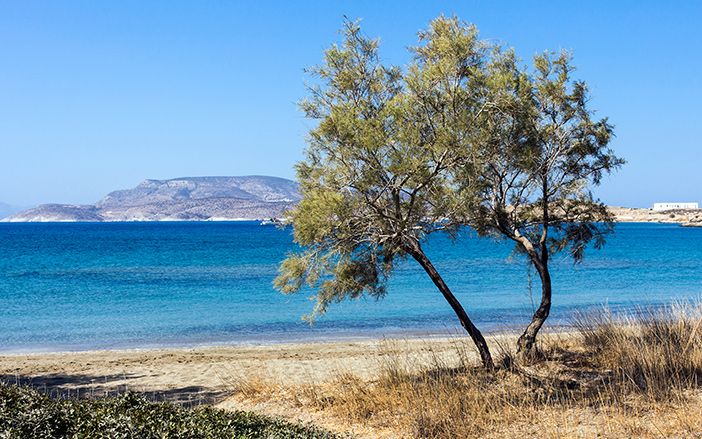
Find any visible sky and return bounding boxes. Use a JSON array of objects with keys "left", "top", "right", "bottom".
[{"left": 0, "top": 1, "right": 700, "bottom": 208}]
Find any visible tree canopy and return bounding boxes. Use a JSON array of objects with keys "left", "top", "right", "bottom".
[
  {"left": 275, "top": 15, "right": 623, "bottom": 367},
  {"left": 275, "top": 18, "right": 497, "bottom": 368},
  {"left": 461, "top": 49, "right": 624, "bottom": 355}
]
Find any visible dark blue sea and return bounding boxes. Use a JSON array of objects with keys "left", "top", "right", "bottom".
[{"left": 1, "top": 222, "right": 701, "bottom": 352}]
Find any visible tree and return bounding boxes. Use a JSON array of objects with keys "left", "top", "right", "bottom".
[
  {"left": 274, "top": 18, "right": 497, "bottom": 368},
  {"left": 462, "top": 50, "right": 625, "bottom": 357}
]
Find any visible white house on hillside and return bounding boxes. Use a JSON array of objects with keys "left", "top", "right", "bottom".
[{"left": 652, "top": 202, "right": 699, "bottom": 211}]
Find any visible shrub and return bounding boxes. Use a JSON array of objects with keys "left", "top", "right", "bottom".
[{"left": 0, "top": 383, "right": 339, "bottom": 439}]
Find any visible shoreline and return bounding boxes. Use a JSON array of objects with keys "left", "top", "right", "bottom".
[
  {"left": 0, "top": 325, "right": 537, "bottom": 357},
  {"left": 609, "top": 206, "right": 702, "bottom": 227},
  {"left": 0, "top": 332, "right": 544, "bottom": 407},
  {"left": 2, "top": 298, "right": 683, "bottom": 356},
  {"left": 0, "top": 299, "right": 690, "bottom": 356},
  {"left": 2, "top": 208, "right": 701, "bottom": 226}
]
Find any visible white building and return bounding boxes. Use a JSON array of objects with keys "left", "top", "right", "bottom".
[{"left": 652, "top": 202, "right": 699, "bottom": 211}]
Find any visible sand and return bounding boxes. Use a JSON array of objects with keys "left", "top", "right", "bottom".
[
  {"left": 0, "top": 334, "right": 516, "bottom": 406},
  {"left": 1, "top": 332, "right": 598, "bottom": 438}
]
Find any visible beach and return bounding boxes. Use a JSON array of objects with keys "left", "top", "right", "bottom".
[
  {"left": 5, "top": 327, "right": 701, "bottom": 439},
  {"left": 0, "top": 335, "right": 500, "bottom": 404},
  {"left": 0, "top": 334, "right": 525, "bottom": 437}
]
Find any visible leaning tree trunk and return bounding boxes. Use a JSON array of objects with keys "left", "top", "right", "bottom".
[
  {"left": 517, "top": 260, "right": 552, "bottom": 357},
  {"left": 405, "top": 241, "right": 494, "bottom": 369}
]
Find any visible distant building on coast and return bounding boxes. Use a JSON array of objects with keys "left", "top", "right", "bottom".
[{"left": 652, "top": 202, "right": 699, "bottom": 211}]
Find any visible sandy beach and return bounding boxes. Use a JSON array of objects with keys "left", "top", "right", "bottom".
[
  {"left": 0, "top": 334, "right": 512, "bottom": 405},
  {"left": 0, "top": 334, "right": 527, "bottom": 437}
]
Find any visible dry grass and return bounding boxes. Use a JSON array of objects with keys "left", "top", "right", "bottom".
[
  {"left": 228, "top": 305, "right": 702, "bottom": 438},
  {"left": 574, "top": 303, "right": 702, "bottom": 398}
]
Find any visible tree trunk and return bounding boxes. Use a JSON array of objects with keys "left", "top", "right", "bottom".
[
  {"left": 405, "top": 241, "right": 494, "bottom": 369},
  {"left": 517, "top": 261, "right": 552, "bottom": 357}
]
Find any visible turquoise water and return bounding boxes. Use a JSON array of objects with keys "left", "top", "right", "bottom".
[{"left": 1, "top": 222, "right": 701, "bottom": 352}]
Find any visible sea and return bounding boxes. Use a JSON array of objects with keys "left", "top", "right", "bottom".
[{"left": 1, "top": 222, "right": 701, "bottom": 353}]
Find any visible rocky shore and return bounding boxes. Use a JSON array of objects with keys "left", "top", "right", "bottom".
[{"left": 609, "top": 206, "right": 702, "bottom": 227}]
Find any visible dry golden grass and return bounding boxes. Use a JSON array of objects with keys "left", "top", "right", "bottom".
[
  {"left": 574, "top": 303, "right": 702, "bottom": 398},
  {"left": 228, "top": 305, "right": 702, "bottom": 438}
]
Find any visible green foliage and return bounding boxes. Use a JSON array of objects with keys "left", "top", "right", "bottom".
[
  {"left": 276, "top": 16, "right": 493, "bottom": 317},
  {"left": 277, "top": 15, "right": 623, "bottom": 355},
  {"left": 0, "top": 384, "right": 339, "bottom": 439},
  {"left": 466, "top": 49, "right": 624, "bottom": 265}
]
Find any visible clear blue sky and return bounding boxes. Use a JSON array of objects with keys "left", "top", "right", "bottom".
[{"left": 1, "top": 1, "right": 700, "bottom": 207}]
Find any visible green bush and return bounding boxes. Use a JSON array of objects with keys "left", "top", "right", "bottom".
[{"left": 0, "top": 384, "right": 340, "bottom": 439}]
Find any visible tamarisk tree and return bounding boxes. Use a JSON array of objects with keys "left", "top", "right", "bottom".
[
  {"left": 275, "top": 18, "right": 497, "bottom": 368},
  {"left": 464, "top": 51, "right": 624, "bottom": 357}
]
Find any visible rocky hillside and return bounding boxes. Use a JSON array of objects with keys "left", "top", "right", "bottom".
[
  {"left": 609, "top": 206, "right": 702, "bottom": 227},
  {"left": 3, "top": 176, "right": 300, "bottom": 222}
]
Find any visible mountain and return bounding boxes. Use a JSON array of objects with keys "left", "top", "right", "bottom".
[
  {"left": 0, "top": 202, "right": 25, "bottom": 220},
  {"left": 3, "top": 176, "right": 301, "bottom": 222}
]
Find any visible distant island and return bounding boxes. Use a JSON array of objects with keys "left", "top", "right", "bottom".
[
  {"left": 3, "top": 177, "right": 700, "bottom": 226},
  {"left": 609, "top": 206, "right": 702, "bottom": 227},
  {"left": 3, "top": 176, "right": 300, "bottom": 222}
]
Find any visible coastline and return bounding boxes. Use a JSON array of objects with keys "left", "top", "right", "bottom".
[
  {"left": 609, "top": 206, "right": 702, "bottom": 227},
  {"left": 3, "top": 207, "right": 701, "bottom": 226},
  {"left": 0, "top": 323, "right": 533, "bottom": 357},
  {"left": 0, "top": 332, "right": 537, "bottom": 405}
]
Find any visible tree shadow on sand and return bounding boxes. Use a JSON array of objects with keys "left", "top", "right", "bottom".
[{"left": 0, "top": 373, "right": 228, "bottom": 407}]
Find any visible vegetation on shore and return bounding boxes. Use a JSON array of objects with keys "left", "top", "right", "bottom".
[
  {"left": 4, "top": 305, "right": 701, "bottom": 438},
  {"left": 232, "top": 305, "right": 702, "bottom": 438},
  {"left": 0, "top": 384, "right": 339, "bottom": 439},
  {"left": 276, "top": 15, "right": 623, "bottom": 367}
]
